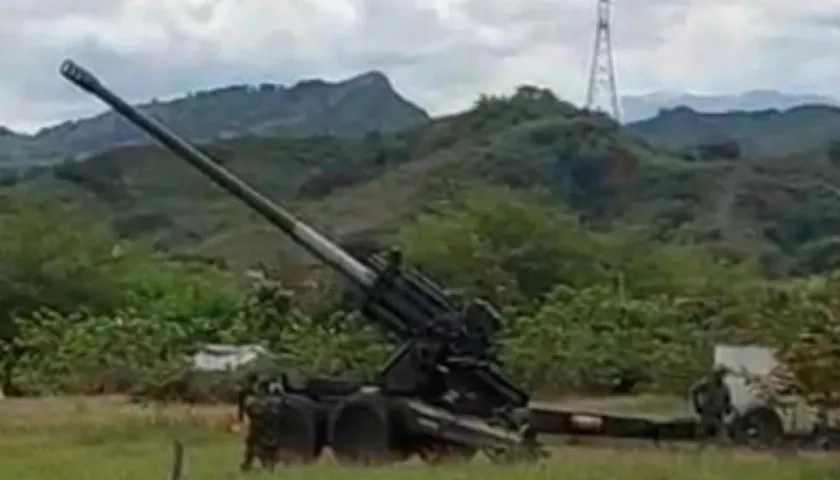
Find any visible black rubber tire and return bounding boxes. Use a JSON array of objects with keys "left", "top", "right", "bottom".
[
  {"left": 328, "top": 393, "right": 395, "bottom": 465},
  {"left": 273, "top": 394, "right": 323, "bottom": 464},
  {"left": 731, "top": 407, "right": 784, "bottom": 449}
]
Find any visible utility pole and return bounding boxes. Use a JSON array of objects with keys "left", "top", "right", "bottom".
[{"left": 584, "top": 0, "right": 621, "bottom": 121}]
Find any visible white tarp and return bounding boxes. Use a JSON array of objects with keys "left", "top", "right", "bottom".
[{"left": 191, "top": 344, "right": 272, "bottom": 372}]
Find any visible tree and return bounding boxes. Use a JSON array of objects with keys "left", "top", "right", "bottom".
[
  {"left": 0, "top": 195, "right": 128, "bottom": 394},
  {"left": 397, "top": 186, "right": 607, "bottom": 305},
  {"left": 397, "top": 186, "right": 756, "bottom": 306}
]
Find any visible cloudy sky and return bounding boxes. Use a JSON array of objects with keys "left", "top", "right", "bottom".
[{"left": 2, "top": 0, "right": 839, "bottom": 133}]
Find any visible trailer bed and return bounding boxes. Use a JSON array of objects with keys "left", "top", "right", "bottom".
[{"left": 529, "top": 401, "right": 698, "bottom": 440}]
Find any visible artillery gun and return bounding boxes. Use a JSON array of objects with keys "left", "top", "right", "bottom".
[
  {"left": 59, "top": 59, "right": 540, "bottom": 464},
  {"left": 67, "top": 59, "right": 787, "bottom": 462}
]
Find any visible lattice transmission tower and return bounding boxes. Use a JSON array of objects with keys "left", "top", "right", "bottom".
[{"left": 584, "top": 0, "right": 621, "bottom": 121}]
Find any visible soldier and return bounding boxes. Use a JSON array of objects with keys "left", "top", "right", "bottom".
[
  {"left": 690, "top": 365, "right": 733, "bottom": 446},
  {"left": 239, "top": 376, "right": 273, "bottom": 472},
  {"left": 236, "top": 373, "right": 260, "bottom": 424}
]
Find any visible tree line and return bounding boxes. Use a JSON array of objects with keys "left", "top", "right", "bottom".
[{"left": 1, "top": 187, "right": 837, "bottom": 405}]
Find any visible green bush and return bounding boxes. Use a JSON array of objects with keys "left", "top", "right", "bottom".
[{"left": 501, "top": 285, "right": 714, "bottom": 394}]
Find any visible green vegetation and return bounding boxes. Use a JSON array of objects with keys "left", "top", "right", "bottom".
[
  {"left": 1, "top": 85, "right": 840, "bottom": 406},
  {"left": 1, "top": 184, "right": 839, "bottom": 403}
]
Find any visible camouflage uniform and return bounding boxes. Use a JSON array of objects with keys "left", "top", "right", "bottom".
[
  {"left": 237, "top": 373, "right": 259, "bottom": 423},
  {"left": 690, "top": 365, "right": 733, "bottom": 445},
  {"left": 239, "top": 377, "right": 274, "bottom": 471}
]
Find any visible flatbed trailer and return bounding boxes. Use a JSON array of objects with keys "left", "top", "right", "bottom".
[{"left": 529, "top": 402, "right": 698, "bottom": 441}]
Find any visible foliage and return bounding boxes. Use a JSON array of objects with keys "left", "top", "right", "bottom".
[
  {"left": 0, "top": 195, "right": 126, "bottom": 318},
  {"left": 398, "top": 187, "right": 756, "bottom": 305},
  {"left": 503, "top": 285, "right": 691, "bottom": 393},
  {"left": 4, "top": 89, "right": 840, "bottom": 405},
  {"left": 0, "top": 195, "right": 132, "bottom": 393},
  {"left": 397, "top": 186, "right": 601, "bottom": 306},
  {"left": 5, "top": 186, "right": 836, "bottom": 403},
  {"left": 6, "top": 254, "right": 389, "bottom": 398}
]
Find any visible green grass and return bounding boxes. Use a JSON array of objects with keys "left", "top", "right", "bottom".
[{"left": 3, "top": 396, "right": 839, "bottom": 480}]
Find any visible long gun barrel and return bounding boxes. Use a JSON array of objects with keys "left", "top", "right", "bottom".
[
  {"left": 60, "top": 59, "right": 529, "bottom": 420},
  {"left": 59, "top": 60, "right": 376, "bottom": 289}
]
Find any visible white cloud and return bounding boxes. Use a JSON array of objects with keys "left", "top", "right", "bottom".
[{"left": 0, "top": 0, "right": 838, "bottom": 132}]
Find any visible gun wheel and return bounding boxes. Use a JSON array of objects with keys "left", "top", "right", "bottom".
[
  {"left": 329, "top": 393, "right": 396, "bottom": 465},
  {"left": 273, "top": 394, "right": 323, "bottom": 464}
]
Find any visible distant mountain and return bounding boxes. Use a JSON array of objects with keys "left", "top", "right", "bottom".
[
  {"left": 0, "top": 70, "right": 430, "bottom": 167},
  {"left": 621, "top": 90, "right": 840, "bottom": 122},
  {"left": 626, "top": 104, "right": 840, "bottom": 155},
  {"left": 0, "top": 127, "right": 54, "bottom": 167},
  {"left": 0, "top": 127, "right": 26, "bottom": 153}
]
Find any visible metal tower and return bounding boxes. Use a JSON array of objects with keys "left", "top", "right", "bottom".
[{"left": 584, "top": 0, "right": 621, "bottom": 121}]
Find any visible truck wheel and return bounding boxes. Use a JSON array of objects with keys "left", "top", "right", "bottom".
[
  {"left": 732, "top": 407, "right": 784, "bottom": 449},
  {"left": 815, "top": 431, "right": 840, "bottom": 450},
  {"left": 329, "top": 393, "right": 395, "bottom": 464},
  {"left": 274, "top": 394, "right": 323, "bottom": 463}
]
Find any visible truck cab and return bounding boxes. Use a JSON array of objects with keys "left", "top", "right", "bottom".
[{"left": 712, "top": 344, "right": 839, "bottom": 448}]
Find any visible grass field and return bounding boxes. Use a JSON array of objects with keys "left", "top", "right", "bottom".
[{"left": 2, "top": 396, "right": 839, "bottom": 480}]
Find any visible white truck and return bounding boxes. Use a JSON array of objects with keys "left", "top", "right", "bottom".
[{"left": 713, "top": 344, "right": 839, "bottom": 448}]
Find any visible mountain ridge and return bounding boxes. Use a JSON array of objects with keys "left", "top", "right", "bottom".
[
  {"left": 4, "top": 77, "right": 840, "bottom": 169},
  {"left": 6, "top": 84, "right": 840, "bottom": 169},
  {"left": 621, "top": 89, "right": 840, "bottom": 122},
  {"left": 0, "top": 69, "right": 430, "bottom": 167},
  {"left": 626, "top": 103, "right": 840, "bottom": 155}
]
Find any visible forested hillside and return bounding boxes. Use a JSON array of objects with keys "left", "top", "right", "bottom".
[{"left": 6, "top": 86, "right": 840, "bottom": 276}]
